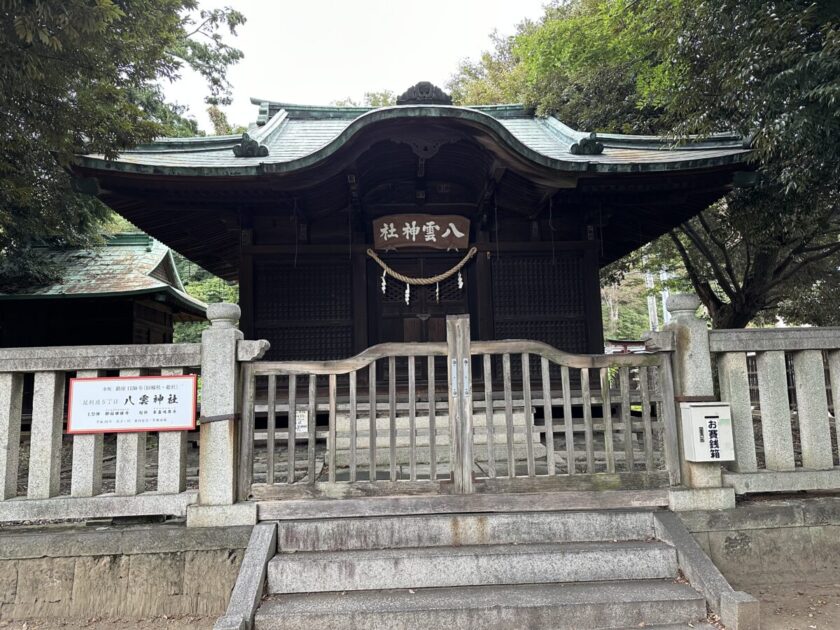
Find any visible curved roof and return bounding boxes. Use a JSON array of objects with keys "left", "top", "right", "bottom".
[
  {"left": 74, "top": 101, "right": 751, "bottom": 178},
  {"left": 0, "top": 234, "right": 206, "bottom": 318}
]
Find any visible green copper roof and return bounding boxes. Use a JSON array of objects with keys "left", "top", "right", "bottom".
[
  {"left": 0, "top": 234, "right": 206, "bottom": 316},
  {"left": 73, "top": 99, "right": 750, "bottom": 178}
]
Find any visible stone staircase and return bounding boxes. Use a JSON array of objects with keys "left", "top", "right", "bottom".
[{"left": 253, "top": 510, "right": 716, "bottom": 629}]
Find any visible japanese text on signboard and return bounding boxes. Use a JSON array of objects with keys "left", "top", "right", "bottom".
[
  {"left": 67, "top": 375, "right": 197, "bottom": 434},
  {"left": 373, "top": 214, "right": 470, "bottom": 251}
]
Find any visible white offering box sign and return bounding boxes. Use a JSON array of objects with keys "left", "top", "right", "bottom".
[{"left": 68, "top": 375, "right": 197, "bottom": 434}]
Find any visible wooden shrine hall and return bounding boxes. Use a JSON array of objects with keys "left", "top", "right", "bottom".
[{"left": 72, "top": 81, "right": 750, "bottom": 361}]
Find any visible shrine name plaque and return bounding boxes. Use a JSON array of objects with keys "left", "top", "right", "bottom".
[
  {"left": 374, "top": 214, "right": 470, "bottom": 251},
  {"left": 67, "top": 375, "right": 197, "bottom": 434}
]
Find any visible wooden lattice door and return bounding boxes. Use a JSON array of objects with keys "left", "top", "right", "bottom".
[{"left": 369, "top": 256, "right": 468, "bottom": 344}]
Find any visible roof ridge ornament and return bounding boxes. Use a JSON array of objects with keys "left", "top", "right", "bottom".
[
  {"left": 569, "top": 132, "right": 604, "bottom": 156},
  {"left": 396, "top": 81, "right": 453, "bottom": 106},
  {"left": 232, "top": 132, "right": 269, "bottom": 157}
]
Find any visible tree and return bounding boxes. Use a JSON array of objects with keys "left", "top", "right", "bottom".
[
  {"left": 654, "top": 1, "right": 840, "bottom": 327},
  {"left": 0, "top": 0, "right": 245, "bottom": 288},
  {"left": 207, "top": 104, "right": 247, "bottom": 136},
  {"left": 449, "top": 0, "right": 840, "bottom": 328},
  {"left": 448, "top": 31, "right": 528, "bottom": 106},
  {"left": 601, "top": 272, "right": 651, "bottom": 340}
]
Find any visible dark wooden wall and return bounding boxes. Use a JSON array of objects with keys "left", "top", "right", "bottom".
[
  {"left": 0, "top": 298, "right": 175, "bottom": 347},
  {"left": 243, "top": 242, "right": 603, "bottom": 361}
]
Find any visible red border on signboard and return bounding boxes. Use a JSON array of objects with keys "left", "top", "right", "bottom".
[{"left": 67, "top": 374, "right": 198, "bottom": 435}]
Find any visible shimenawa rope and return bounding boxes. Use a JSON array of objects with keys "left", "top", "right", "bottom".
[{"left": 366, "top": 247, "right": 478, "bottom": 285}]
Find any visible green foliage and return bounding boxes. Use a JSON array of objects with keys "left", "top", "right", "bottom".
[
  {"left": 0, "top": 0, "right": 244, "bottom": 288},
  {"left": 172, "top": 251, "right": 238, "bottom": 343},
  {"left": 448, "top": 31, "right": 528, "bottom": 106},
  {"left": 207, "top": 104, "right": 246, "bottom": 136},
  {"left": 449, "top": 0, "right": 840, "bottom": 328},
  {"left": 183, "top": 276, "right": 238, "bottom": 305},
  {"left": 654, "top": 1, "right": 840, "bottom": 327},
  {"left": 774, "top": 262, "right": 840, "bottom": 327},
  {"left": 511, "top": 0, "right": 673, "bottom": 133},
  {"left": 170, "top": 4, "right": 245, "bottom": 107},
  {"left": 601, "top": 272, "right": 651, "bottom": 339}
]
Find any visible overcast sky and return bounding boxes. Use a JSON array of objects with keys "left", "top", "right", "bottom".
[{"left": 164, "top": 0, "right": 547, "bottom": 132}]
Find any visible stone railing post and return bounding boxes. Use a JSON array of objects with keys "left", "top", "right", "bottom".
[
  {"left": 187, "top": 303, "right": 257, "bottom": 527},
  {"left": 664, "top": 294, "right": 735, "bottom": 511}
]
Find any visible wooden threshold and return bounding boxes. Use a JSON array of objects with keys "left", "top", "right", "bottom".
[{"left": 256, "top": 488, "right": 669, "bottom": 520}]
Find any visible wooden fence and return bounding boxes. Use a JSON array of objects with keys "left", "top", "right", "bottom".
[{"left": 238, "top": 316, "right": 680, "bottom": 500}]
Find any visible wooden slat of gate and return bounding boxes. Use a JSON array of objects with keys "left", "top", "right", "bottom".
[
  {"left": 349, "top": 371, "right": 357, "bottom": 482},
  {"left": 541, "top": 357, "right": 556, "bottom": 475},
  {"left": 266, "top": 374, "right": 276, "bottom": 485},
  {"left": 238, "top": 364, "right": 256, "bottom": 500},
  {"left": 581, "top": 368, "right": 595, "bottom": 473},
  {"left": 620, "top": 367, "right": 634, "bottom": 472},
  {"left": 502, "top": 353, "right": 515, "bottom": 478},
  {"left": 482, "top": 355, "right": 496, "bottom": 478},
  {"left": 640, "top": 367, "right": 654, "bottom": 472},
  {"left": 521, "top": 354, "right": 534, "bottom": 478},
  {"left": 428, "top": 356, "right": 437, "bottom": 481},
  {"left": 408, "top": 356, "right": 417, "bottom": 481},
  {"left": 601, "top": 368, "right": 615, "bottom": 473},
  {"left": 287, "top": 375, "right": 296, "bottom": 484},
  {"left": 307, "top": 375, "right": 317, "bottom": 483},
  {"left": 561, "top": 366, "right": 574, "bottom": 475},
  {"left": 328, "top": 374, "right": 337, "bottom": 483},
  {"left": 389, "top": 356, "right": 397, "bottom": 482},
  {"left": 369, "top": 361, "right": 377, "bottom": 482}
]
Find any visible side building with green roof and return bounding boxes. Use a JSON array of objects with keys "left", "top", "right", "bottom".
[{"left": 0, "top": 234, "right": 206, "bottom": 347}]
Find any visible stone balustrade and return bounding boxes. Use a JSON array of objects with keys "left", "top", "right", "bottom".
[
  {"left": 710, "top": 327, "right": 840, "bottom": 494},
  {"left": 0, "top": 305, "right": 270, "bottom": 525},
  {"left": 2, "top": 296, "right": 839, "bottom": 525},
  {"left": 0, "top": 343, "right": 202, "bottom": 522}
]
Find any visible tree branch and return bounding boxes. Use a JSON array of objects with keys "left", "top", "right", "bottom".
[
  {"left": 768, "top": 242, "right": 840, "bottom": 290},
  {"left": 696, "top": 211, "right": 741, "bottom": 291},
  {"left": 669, "top": 230, "right": 724, "bottom": 311},
  {"left": 184, "top": 16, "right": 215, "bottom": 39},
  {"left": 679, "top": 221, "right": 738, "bottom": 300}
]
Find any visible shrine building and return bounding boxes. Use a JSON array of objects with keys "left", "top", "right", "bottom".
[
  {"left": 71, "top": 82, "right": 750, "bottom": 360},
  {"left": 0, "top": 233, "right": 205, "bottom": 347}
]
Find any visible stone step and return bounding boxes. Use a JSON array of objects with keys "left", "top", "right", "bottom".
[
  {"left": 276, "top": 510, "right": 657, "bottom": 552},
  {"left": 254, "top": 580, "right": 705, "bottom": 630},
  {"left": 266, "top": 540, "right": 677, "bottom": 594}
]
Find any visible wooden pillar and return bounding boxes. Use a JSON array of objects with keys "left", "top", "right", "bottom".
[
  {"left": 239, "top": 226, "right": 255, "bottom": 340},
  {"left": 582, "top": 242, "right": 603, "bottom": 353},
  {"left": 352, "top": 250, "right": 368, "bottom": 352},
  {"left": 474, "top": 231, "right": 494, "bottom": 340},
  {"left": 446, "top": 315, "right": 473, "bottom": 494}
]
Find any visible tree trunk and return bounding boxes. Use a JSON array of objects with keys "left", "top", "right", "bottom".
[{"left": 705, "top": 296, "right": 765, "bottom": 329}]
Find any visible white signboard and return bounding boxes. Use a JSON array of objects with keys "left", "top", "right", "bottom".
[
  {"left": 679, "top": 402, "right": 735, "bottom": 462},
  {"left": 295, "top": 409, "right": 309, "bottom": 435},
  {"left": 68, "top": 375, "right": 197, "bottom": 434}
]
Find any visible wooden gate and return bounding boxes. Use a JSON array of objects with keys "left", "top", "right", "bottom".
[{"left": 238, "top": 316, "right": 679, "bottom": 501}]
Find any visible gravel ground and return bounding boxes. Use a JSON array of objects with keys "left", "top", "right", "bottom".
[{"left": 750, "top": 581, "right": 840, "bottom": 630}]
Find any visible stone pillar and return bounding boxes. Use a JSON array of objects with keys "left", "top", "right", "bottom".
[
  {"left": 664, "top": 294, "right": 735, "bottom": 511},
  {"left": 187, "top": 303, "right": 257, "bottom": 527}
]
